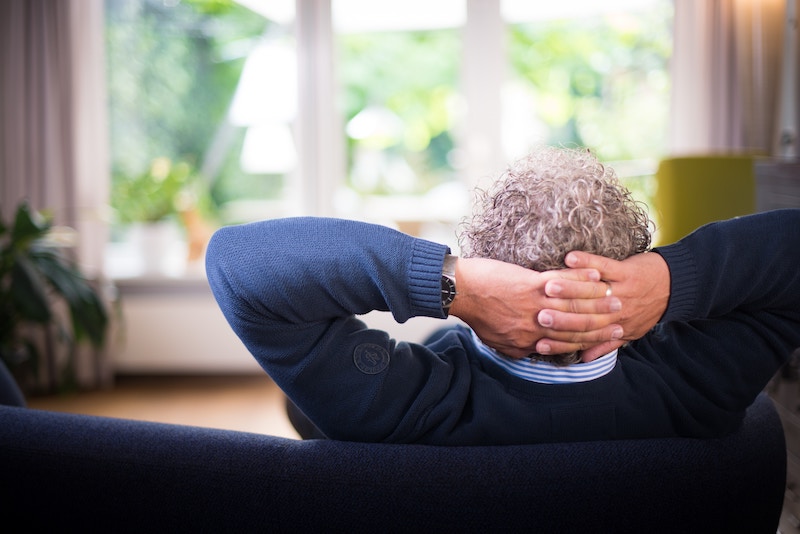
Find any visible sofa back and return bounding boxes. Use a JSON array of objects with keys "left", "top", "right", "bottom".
[{"left": 0, "top": 393, "right": 786, "bottom": 532}]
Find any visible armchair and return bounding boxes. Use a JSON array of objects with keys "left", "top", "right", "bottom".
[{"left": 654, "top": 155, "right": 756, "bottom": 245}]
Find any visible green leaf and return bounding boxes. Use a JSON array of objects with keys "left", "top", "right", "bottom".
[
  {"left": 32, "top": 251, "right": 108, "bottom": 347},
  {"left": 11, "top": 201, "right": 50, "bottom": 247},
  {"left": 184, "top": 0, "right": 235, "bottom": 15},
  {"left": 31, "top": 250, "right": 79, "bottom": 301},
  {"left": 70, "top": 288, "right": 108, "bottom": 347},
  {"left": 10, "top": 254, "right": 51, "bottom": 323}
]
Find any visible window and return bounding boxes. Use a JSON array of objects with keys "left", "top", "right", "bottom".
[
  {"left": 104, "top": 0, "right": 672, "bottom": 278},
  {"left": 503, "top": 0, "right": 673, "bottom": 205},
  {"left": 333, "top": 0, "right": 466, "bottom": 238},
  {"left": 104, "top": 0, "right": 293, "bottom": 276}
]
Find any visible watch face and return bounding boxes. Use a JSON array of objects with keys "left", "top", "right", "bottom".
[{"left": 441, "top": 275, "right": 456, "bottom": 307}]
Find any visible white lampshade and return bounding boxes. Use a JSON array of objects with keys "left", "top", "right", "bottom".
[{"left": 240, "top": 123, "right": 297, "bottom": 174}]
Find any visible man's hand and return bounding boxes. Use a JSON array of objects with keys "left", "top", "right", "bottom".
[
  {"left": 448, "top": 257, "right": 624, "bottom": 359},
  {"left": 537, "top": 251, "right": 671, "bottom": 362}
]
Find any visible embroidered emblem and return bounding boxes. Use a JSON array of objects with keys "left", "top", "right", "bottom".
[{"left": 353, "top": 343, "right": 390, "bottom": 374}]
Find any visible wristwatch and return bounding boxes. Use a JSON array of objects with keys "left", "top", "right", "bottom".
[{"left": 441, "top": 254, "right": 457, "bottom": 313}]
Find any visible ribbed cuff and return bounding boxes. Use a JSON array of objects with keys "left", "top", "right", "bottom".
[
  {"left": 653, "top": 242, "right": 697, "bottom": 323},
  {"left": 408, "top": 238, "right": 450, "bottom": 319}
]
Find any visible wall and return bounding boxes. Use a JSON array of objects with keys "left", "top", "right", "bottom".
[{"left": 112, "top": 277, "right": 461, "bottom": 374}]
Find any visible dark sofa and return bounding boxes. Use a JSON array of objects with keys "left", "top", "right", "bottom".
[{"left": 0, "top": 360, "right": 786, "bottom": 533}]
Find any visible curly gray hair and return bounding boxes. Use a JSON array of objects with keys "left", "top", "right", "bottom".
[{"left": 458, "top": 146, "right": 653, "bottom": 365}]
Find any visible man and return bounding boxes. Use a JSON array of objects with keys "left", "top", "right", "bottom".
[{"left": 206, "top": 147, "right": 800, "bottom": 445}]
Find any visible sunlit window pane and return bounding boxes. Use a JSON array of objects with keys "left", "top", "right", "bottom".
[
  {"left": 332, "top": 0, "right": 467, "bottom": 235},
  {"left": 502, "top": 0, "right": 673, "bottom": 209},
  {"left": 104, "top": 0, "right": 295, "bottom": 278},
  {"left": 104, "top": 0, "right": 672, "bottom": 279}
]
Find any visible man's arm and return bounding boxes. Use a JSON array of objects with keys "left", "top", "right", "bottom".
[{"left": 559, "top": 209, "right": 800, "bottom": 362}]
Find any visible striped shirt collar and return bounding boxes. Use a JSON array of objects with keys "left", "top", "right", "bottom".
[{"left": 470, "top": 329, "right": 617, "bottom": 384}]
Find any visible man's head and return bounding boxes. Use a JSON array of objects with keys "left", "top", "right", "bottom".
[{"left": 458, "top": 146, "right": 653, "bottom": 365}]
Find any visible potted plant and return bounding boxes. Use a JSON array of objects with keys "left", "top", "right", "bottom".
[
  {"left": 112, "top": 157, "right": 195, "bottom": 224},
  {"left": 111, "top": 157, "right": 197, "bottom": 276},
  {"left": 0, "top": 201, "right": 109, "bottom": 393}
]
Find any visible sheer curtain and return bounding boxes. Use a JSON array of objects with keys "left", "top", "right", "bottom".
[
  {"left": 0, "top": 0, "right": 110, "bottom": 389},
  {"left": 670, "top": 0, "right": 789, "bottom": 155},
  {"left": 0, "top": 0, "right": 108, "bottom": 275}
]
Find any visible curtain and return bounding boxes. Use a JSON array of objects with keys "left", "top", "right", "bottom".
[
  {"left": 0, "top": 0, "right": 75, "bottom": 224},
  {"left": 0, "top": 0, "right": 108, "bottom": 275},
  {"left": 1, "top": 0, "right": 111, "bottom": 389},
  {"left": 670, "top": 0, "right": 788, "bottom": 156}
]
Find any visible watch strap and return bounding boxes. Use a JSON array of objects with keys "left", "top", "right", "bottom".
[{"left": 441, "top": 254, "right": 457, "bottom": 312}]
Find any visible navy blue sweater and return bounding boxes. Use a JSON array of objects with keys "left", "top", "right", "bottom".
[{"left": 206, "top": 209, "right": 800, "bottom": 445}]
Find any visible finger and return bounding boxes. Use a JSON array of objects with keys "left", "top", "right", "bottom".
[
  {"left": 535, "top": 334, "right": 623, "bottom": 357},
  {"left": 565, "top": 251, "right": 624, "bottom": 281},
  {"left": 538, "top": 307, "right": 623, "bottom": 332},
  {"left": 544, "top": 278, "right": 620, "bottom": 300},
  {"left": 494, "top": 328, "right": 624, "bottom": 359},
  {"left": 538, "top": 322, "right": 624, "bottom": 345},
  {"left": 549, "top": 267, "right": 601, "bottom": 283}
]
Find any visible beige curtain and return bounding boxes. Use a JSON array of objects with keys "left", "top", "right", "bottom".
[
  {"left": 1, "top": 0, "right": 111, "bottom": 389},
  {"left": 670, "top": 0, "right": 788, "bottom": 155},
  {"left": 0, "top": 0, "right": 108, "bottom": 275}
]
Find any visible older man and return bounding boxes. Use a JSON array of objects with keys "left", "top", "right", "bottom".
[{"left": 207, "top": 147, "right": 800, "bottom": 445}]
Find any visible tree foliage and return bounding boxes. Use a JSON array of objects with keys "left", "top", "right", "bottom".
[
  {"left": 508, "top": 6, "right": 672, "bottom": 161},
  {"left": 105, "top": 1, "right": 672, "bottom": 213},
  {"left": 105, "top": 0, "right": 267, "bottom": 218}
]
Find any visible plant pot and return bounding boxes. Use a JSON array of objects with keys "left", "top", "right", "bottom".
[{"left": 129, "top": 221, "right": 187, "bottom": 277}]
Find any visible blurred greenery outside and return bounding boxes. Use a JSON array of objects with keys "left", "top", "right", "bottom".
[{"left": 106, "top": 0, "right": 672, "bottom": 233}]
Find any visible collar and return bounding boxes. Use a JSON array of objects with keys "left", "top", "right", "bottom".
[{"left": 470, "top": 329, "right": 618, "bottom": 384}]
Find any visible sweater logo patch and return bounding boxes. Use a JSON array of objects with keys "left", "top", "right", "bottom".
[{"left": 353, "top": 343, "right": 390, "bottom": 374}]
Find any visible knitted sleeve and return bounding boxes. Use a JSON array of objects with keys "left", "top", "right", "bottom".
[
  {"left": 205, "top": 217, "right": 460, "bottom": 442},
  {"left": 655, "top": 209, "right": 800, "bottom": 324},
  {"left": 636, "top": 209, "right": 800, "bottom": 430}
]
